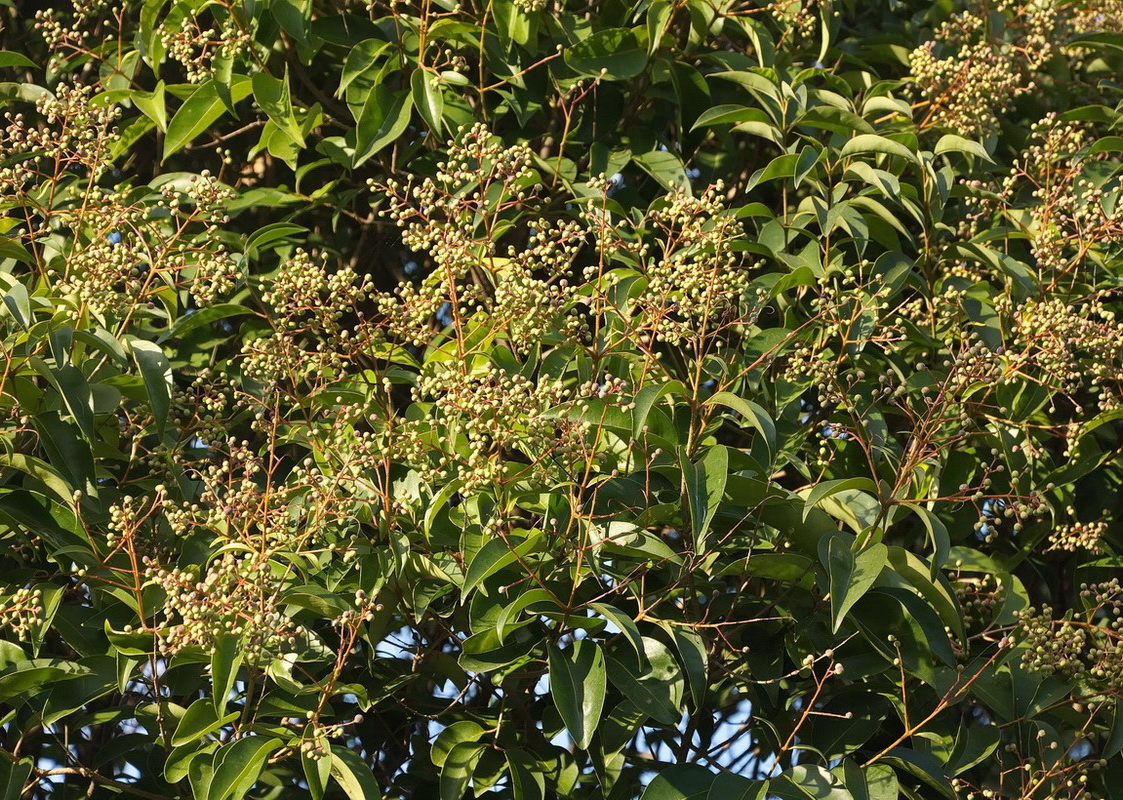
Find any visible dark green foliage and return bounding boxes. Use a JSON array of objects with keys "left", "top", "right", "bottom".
[{"left": 1, "top": 0, "right": 1123, "bottom": 798}]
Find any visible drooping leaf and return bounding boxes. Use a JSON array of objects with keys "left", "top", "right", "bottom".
[{"left": 547, "top": 639, "right": 606, "bottom": 750}]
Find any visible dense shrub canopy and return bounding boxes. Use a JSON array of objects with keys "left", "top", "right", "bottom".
[{"left": 2, "top": 0, "right": 1123, "bottom": 798}]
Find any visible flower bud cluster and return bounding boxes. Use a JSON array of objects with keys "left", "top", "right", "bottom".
[
  {"left": 299, "top": 714, "right": 364, "bottom": 760},
  {"left": 953, "top": 574, "right": 1005, "bottom": 634},
  {"left": 1046, "top": 520, "right": 1108, "bottom": 553},
  {"left": 587, "top": 182, "right": 751, "bottom": 344},
  {"left": 35, "top": 0, "right": 111, "bottom": 51},
  {"left": 909, "top": 1, "right": 1058, "bottom": 136},
  {"left": 261, "top": 249, "right": 370, "bottom": 331},
  {"left": 104, "top": 494, "right": 170, "bottom": 558},
  {"left": 1016, "top": 579, "right": 1123, "bottom": 692},
  {"left": 487, "top": 218, "right": 588, "bottom": 346},
  {"left": 395, "top": 367, "right": 582, "bottom": 491},
  {"left": 771, "top": 0, "right": 821, "bottom": 42},
  {"left": 160, "top": 13, "right": 253, "bottom": 84},
  {"left": 148, "top": 553, "right": 305, "bottom": 662},
  {"left": 370, "top": 125, "right": 539, "bottom": 345},
  {"left": 332, "top": 590, "right": 382, "bottom": 628},
  {"left": 0, "top": 586, "right": 44, "bottom": 641},
  {"left": 996, "top": 117, "right": 1123, "bottom": 282},
  {"left": 1007, "top": 296, "right": 1123, "bottom": 407},
  {"left": 171, "top": 368, "right": 238, "bottom": 445},
  {"left": 164, "top": 442, "right": 354, "bottom": 552},
  {"left": 0, "top": 83, "right": 120, "bottom": 193},
  {"left": 1071, "top": 1, "right": 1123, "bottom": 34},
  {"left": 241, "top": 329, "right": 348, "bottom": 387}
]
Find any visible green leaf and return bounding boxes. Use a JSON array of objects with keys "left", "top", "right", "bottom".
[
  {"left": 1105, "top": 705, "right": 1123, "bottom": 760},
  {"left": 0, "top": 454, "right": 77, "bottom": 510},
  {"left": 0, "top": 51, "right": 36, "bottom": 69},
  {"left": 660, "top": 623, "right": 707, "bottom": 707},
  {"left": 838, "top": 134, "right": 917, "bottom": 165},
  {"left": 459, "top": 625, "right": 538, "bottom": 672},
  {"left": 880, "top": 749, "right": 954, "bottom": 800},
  {"left": 634, "top": 149, "right": 689, "bottom": 191},
  {"left": 803, "top": 478, "right": 878, "bottom": 521},
  {"left": 632, "top": 380, "right": 685, "bottom": 438},
  {"left": 705, "top": 773, "right": 768, "bottom": 800},
  {"left": 589, "top": 603, "right": 647, "bottom": 667},
  {"left": 899, "top": 503, "right": 950, "bottom": 575},
  {"left": 0, "top": 758, "right": 33, "bottom": 800},
  {"left": 163, "top": 77, "right": 252, "bottom": 160},
  {"left": 253, "top": 70, "right": 304, "bottom": 147},
  {"left": 605, "top": 637, "right": 684, "bottom": 725},
  {"left": 130, "top": 339, "right": 172, "bottom": 436},
  {"left": 161, "top": 304, "right": 254, "bottom": 343},
  {"left": 131, "top": 81, "right": 167, "bottom": 132},
  {"left": 947, "top": 723, "right": 999, "bottom": 775},
  {"left": 339, "top": 39, "right": 391, "bottom": 97},
  {"left": 353, "top": 86, "right": 413, "bottom": 168},
  {"left": 272, "top": 0, "right": 311, "bottom": 43},
  {"left": 173, "top": 699, "right": 239, "bottom": 747},
  {"left": 461, "top": 531, "right": 541, "bottom": 596},
  {"left": 208, "top": 736, "right": 282, "bottom": 800},
  {"left": 303, "top": 734, "right": 331, "bottom": 800},
  {"left": 547, "top": 639, "right": 607, "bottom": 750},
  {"left": 411, "top": 68, "right": 444, "bottom": 135},
  {"left": 1, "top": 282, "right": 30, "bottom": 329},
  {"left": 772, "top": 765, "right": 853, "bottom": 799},
  {"left": 432, "top": 721, "right": 486, "bottom": 768},
  {"left": 641, "top": 764, "right": 715, "bottom": 800},
  {"left": 704, "top": 391, "right": 776, "bottom": 462},
  {"left": 0, "top": 659, "right": 88, "bottom": 703},
  {"left": 188, "top": 750, "right": 215, "bottom": 800},
  {"left": 210, "top": 633, "right": 243, "bottom": 716},
  {"left": 933, "top": 134, "right": 991, "bottom": 162},
  {"left": 884, "top": 546, "right": 964, "bottom": 641},
  {"left": 692, "top": 104, "right": 775, "bottom": 131},
  {"left": 496, "top": 589, "right": 557, "bottom": 642},
  {"left": 565, "top": 29, "right": 648, "bottom": 80},
  {"left": 823, "top": 538, "right": 887, "bottom": 633},
  {"left": 1065, "top": 31, "right": 1123, "bottom": 54},
  {"left": 681, "top": 445, "right": 727, "bottom": 553},
  {"left": 330, "top": 745, "right": 383, "bottom": 800},
  {"left": 795, "top": 106, "right": 875, "bottom": 136},
  {"left": 36, "top": 363, "right": 95, "bottom": 442},
  {"left": 506, "top": 749, "right": 545, "bottom": 800},
  {"left": 439, "top": 742, "right": 485, "bottom": 800}
]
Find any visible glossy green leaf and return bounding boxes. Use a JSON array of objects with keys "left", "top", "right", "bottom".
[
  {"left": 173, "top": 699, "right": 239, "bottom": 747},
  {"left": 208, "top": 737, "right": 282, "bottom": 800},
  {"left": 163, "top": 77, "right": 252, "bottom": 160},
  {"left": 704, "top": 391, "right": 776, "bottom": 462},
  {"left": 131, "top": 339, "right": 172, "bottom": 437},
  {"left": 352, "top": 86, "right": 413, "bottom": 167},
  {"left": 0, "top": 51, "right": 35, "bottom": 69},
  {"left": 838, "top": 134, "right": 917, "bottom": 165},
  {"left": 565, "top": 29, "right": 647, "bottom": 79},
  {"left": 439, "top": 742, "right": 485, "bottom": 800},
  {"left": 681, "top": 444, "right": 727, "bottom": 553},
  {"left": 823, "top": 538, "right": 887, "bottom": 633},
  {"left": 253, "top": 70, "right": 304, "bottom": 146},
  {"left": 330, "top": 745, "right": 382, "bottom": 800},
  {"left": 411, "top": 68, "right": 444, "bottom": 135},
  {"left": 210, "top": 633, "right": 242, "bottom": 716},
  {"left": 634, "top": 149, "right": 688, "bottom": 191},
  {"left": 641, "top": 764, "right": 715, "bottom": 800},
  {"left": 547, "top": 639, "right": 606, "bottom": 750}
]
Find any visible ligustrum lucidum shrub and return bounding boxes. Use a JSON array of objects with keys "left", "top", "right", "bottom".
[{"left": 4, "top": 0, "right": 1123, "bottom": 798}]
